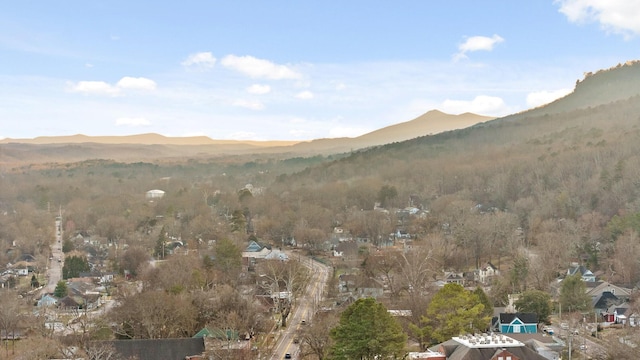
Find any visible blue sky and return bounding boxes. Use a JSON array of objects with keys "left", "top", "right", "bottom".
[{"left": 2, "top": 1, "right": 640, "bottom": 141}]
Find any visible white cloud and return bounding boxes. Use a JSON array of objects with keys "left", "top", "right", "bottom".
[
  {"left": 85, "top": 63, "right": 94, "bottom": 68},
  {"left": 454, "top": 34, "right": 504, "bottom": 61},
  {"left": 117, "top": 76, "right": 157, "bottom": 90},
  {"left": 232, "top": 99, "right": 265, "bottom": 110},
  {"left": 181, "top": 52, "right": 217, "bottom": 69},
  {"left": 526, "top": 88, "right": 573, "bottom": 108},
  {"left": 440, "top": 95, "right": 507, "bottom": 115},
  {"left": 295, "top": 90, "right": 314, "bottom": 99},
  {"left": 115, "top": 117, "right": 151, "bottom": 126},
  {"left": 68, "top": 76, "right": 157, "bottom": 96},
  {"left": 69, "top": 80, "right": 120, "bottom": 95},
  {"left": 221, "top": 54, "right": 301, "bottom": 80},
  {"left": 246, "top": 84, "right": 271, "bottom": 94},
  {"left": 556, "top": 0, "right": 640, "bottom": 38}
]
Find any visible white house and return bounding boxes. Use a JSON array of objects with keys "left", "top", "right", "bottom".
[
  {"left": 477, "top": 262, "right": 499, "bottom": 284},
  {"left": 145, "top": 189, "right": 165, "bottom": 200}
]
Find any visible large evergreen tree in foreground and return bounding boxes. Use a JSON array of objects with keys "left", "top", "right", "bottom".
[
  {"left": 413, "top": 283, "right": 490, "bottom": 346},
  {"left": 329, "top": 298, "right": 406, "bottom": 360}
]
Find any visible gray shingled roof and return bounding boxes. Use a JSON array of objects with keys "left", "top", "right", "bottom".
[{"left": 102, "top": 338, "right": 205, "bottom": 360}]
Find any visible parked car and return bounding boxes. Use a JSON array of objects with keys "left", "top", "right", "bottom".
[{"left": 542, "top": 326, "right": 554, "bottom": 335}]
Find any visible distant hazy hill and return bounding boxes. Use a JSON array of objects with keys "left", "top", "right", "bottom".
[
  {"left": 0, "top": 133, "right": 298, "bottom": 147},
  {"left": 0, "top": 110, "right": 493, "bottom": 164},
  {"left": 287, "top": 111, "right": 494, "bottom": 153}
]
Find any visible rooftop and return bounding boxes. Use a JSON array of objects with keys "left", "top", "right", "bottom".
[{"left": 452, "top": 333, "right": 524, "bottom": 349}]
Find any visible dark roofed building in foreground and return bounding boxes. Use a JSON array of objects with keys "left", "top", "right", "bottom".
[
  {"left": 102, "top": 338, "right": 205, "bottom": 360},
  {"left": 430, "top": 333, "right": 550, "bottom": 360}
]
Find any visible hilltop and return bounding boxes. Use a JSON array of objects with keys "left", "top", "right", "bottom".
[{"left": 0, "top": 111, "right": 492, "bottom": 165}]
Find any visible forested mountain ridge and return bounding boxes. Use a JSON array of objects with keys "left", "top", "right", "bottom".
[
  {"left": 279, "top": 60, "right": 640, "bottom": 194},
  {"left": 268, "top": 60, "right": 640, "bottom": 288}
]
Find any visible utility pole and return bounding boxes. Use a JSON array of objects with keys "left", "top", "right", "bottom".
[
  {"left": 567, "top": 325, "right": 573, "bottom": 360},
  {"left": 559, "top": 302, "right": 562, "bottom": 320}
]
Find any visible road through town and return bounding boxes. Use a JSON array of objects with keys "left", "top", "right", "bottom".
[
  {"left": 269, "top": 252, "right": 331, "bottom": 360},
  {"left": 41, "top": 240, "right": 64, "bottom": 296}
]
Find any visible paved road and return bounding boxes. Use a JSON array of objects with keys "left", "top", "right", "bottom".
[
  {"left": 41, "top": 240, "right": 64, "bottom": 296},
  {"left": 269, "top": 253, "right": 330, "bottom": 360},
  {"left": 556, "top": 323, "right": 608, "bottom": 359}
]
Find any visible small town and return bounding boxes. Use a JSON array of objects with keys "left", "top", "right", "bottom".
[{"left": 3, "top": 2, "right": 640, "bottom": 360}]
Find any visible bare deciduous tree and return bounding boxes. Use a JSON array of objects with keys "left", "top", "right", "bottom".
[
  {"left": 0, "top": 290, "right": 23, "bottom": 357},
  {"left": 255, "top": 259, "right": 308, "bottom": 327}
]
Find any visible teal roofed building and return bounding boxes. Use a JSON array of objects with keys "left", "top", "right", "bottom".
[{"left": 193, "top": 327, "right": 239, "bottom": 340}]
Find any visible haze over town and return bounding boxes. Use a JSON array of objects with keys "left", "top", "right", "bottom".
[{"left": 2, "top": 1, "right": 640, "bottom": 141}]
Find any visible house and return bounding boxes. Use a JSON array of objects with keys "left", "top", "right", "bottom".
[
  {"left": 592, "top": 291, "right": 622, "bottom": 315},
  {"left": 330, "top": 227, "right": 352, "bottom": 244},
  {"left": 58, "top": 295, "right": 81, "bottom": 311},
  {"left": 477, "top": 262, "right": 499, "bottom": 285},
  {"left": 567, "top": 263, "right": 596, "bottom": 282},
  {"left": 605, "top": 303, "right": 632, "bottom": 325},
  {"left": 498, "top": 313, "right": 539, "bottom": 334},
  {"left": 37, "top": 294, "right": 58, "bottom": 307},
  {"left": 193, "top": 327, "right": 240, "bottom": 341},
  {"left": 332, "top": 241, "right": 358, "bottom": 259},
  {"left": 508, "top": 333, "right": 565, "bottom": 358},
  {"left": 242, "top": 241, "right": 271, "bottom": 259},
  {"left": 145, "top": 189, "right": 165, "bottom": 199},
  {"left": 356, "top": 278, "right": 384, "bottom": 299},
  {"left": 585, "top": 281, "right": 632, "bottom": 302},
  {"left": 338, "top": 274, "right": 358, "bottom": 292},
  {"left": 444, "top": 272, "right": 465, "bottom": 286},
  {"left": 101, "top": 338, "right": 205, "bottom": 360},
  {"left": 264, "top": 250, "right": 288, "bottom": 261},
  {"left": 430, "top": 334, "right": 549, "bottom": 360}
]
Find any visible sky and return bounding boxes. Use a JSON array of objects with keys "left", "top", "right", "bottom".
[{"left": 2, "top": 1, "right": 640, "bottom": 141}]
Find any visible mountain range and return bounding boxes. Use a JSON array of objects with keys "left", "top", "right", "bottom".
[{"left": 2, "top": 60, "right": 640, "bottom": 165}]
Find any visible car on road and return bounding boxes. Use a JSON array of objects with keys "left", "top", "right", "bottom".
[
  {"left": 284, "top": 353, "right": 292, "bottom": 359},
  {"left": 579, "top": 344, "right": 587, "bottom": 350}
]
